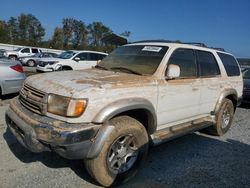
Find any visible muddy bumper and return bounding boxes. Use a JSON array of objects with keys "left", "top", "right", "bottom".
[{"left": 5, "top": 99, "right": 112, "bottom": 160}]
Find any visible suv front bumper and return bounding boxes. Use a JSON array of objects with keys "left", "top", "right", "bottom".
[{"left": 5, "top": 99, "right": 101, "bottom": 159}]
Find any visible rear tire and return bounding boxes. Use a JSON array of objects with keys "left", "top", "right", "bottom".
[
  {"left": 27, "top": 60, "right": 36, "bottom": 67},
  {"left": 206, "top": 98, "right": 235, "bottom": 136},
  {"left": 85, "top": 116, "right": 149, "bottom": 187}
]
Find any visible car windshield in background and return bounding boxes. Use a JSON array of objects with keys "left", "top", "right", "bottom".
[
  {"left": 14, "top": 48, "right": 22, "bottom": 51},
  {"left": 98, "top": 45, "right": 168, "bottom": 75},
  {"left": 58, "top": 51, "right": 76, "bottom": 59},
  {"left": 242, "top": 68, "right": 250, "bottom": 79}
]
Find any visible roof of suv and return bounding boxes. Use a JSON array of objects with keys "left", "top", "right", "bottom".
[{"left": 127, "top": 40, "right": 228, "bottom": 54}]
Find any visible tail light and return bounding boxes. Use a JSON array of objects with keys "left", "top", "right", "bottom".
[{"left": 10, "top": 64, "right": 23, "bottom": 73}]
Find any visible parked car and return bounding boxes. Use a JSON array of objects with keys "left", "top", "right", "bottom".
[
  {"left": 6, "top": 41, "right": 242, "bottom": 187},
  {"left": 241, "top": 66, "right": 250, "bottom": 103},
  {"left": 36, "top": 50, "right": 108, "bottom": 72},
  {"left": 3, "top": 47, "right": 42, "bottom": 60},
  {"left": 0, "top": 49, "right": 6, "bottom": 58},
  {"left": 19, "top": 52, "right": 59, "bottom": 67},
  {"left": 0, "top": 59, "right": 26, "bottom": 96}
]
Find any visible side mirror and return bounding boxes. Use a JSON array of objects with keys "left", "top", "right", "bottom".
[
  {"left": 166, "top": 64, "right": 180, "bottom": 80},
  {"left": 74, "top": 57, "right": 80, "bottom": 62}
]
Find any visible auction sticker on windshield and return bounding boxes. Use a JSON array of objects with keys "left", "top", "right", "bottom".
[{"left": 142, "top": 46, "right": 162, "bottom": 52}]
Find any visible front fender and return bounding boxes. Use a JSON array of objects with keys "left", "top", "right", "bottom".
[{"left": 93, "top": 98, "right": 157, "bottom": 133}]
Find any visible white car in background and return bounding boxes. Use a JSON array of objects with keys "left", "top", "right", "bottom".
[
  {"left": 36, "top": 50, "right": 108, "bottom": 72},
  {"left": 3, "top": 47, "right": 42, "bottom": 60}
]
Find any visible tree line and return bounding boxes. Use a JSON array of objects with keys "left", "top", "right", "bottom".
[{"left": 0, "top": 13, "right": 130, "bottom": 52}]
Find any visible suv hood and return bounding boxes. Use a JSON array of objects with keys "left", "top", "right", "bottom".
[
  {"left": 25, "top": 69, "right": 155, "bottom": 98},
  {"left": 5, "top": 50, "right": 18, "bottom": 55}
]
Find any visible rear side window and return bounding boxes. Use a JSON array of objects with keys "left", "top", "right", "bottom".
[
  {"left": 197, "top": 50, "right": 220, "bottom": 77},
  {"left": 98, "top": 54, "right": 107, "bottom": 60},
  {"left": 167, "top": 48, "right": 197, "bottom": 78},
  {"left": 217, "top": 52, "right": 240, "bottom": 76},
  {"left": 31, "top": 48, "right": 39, "bottom": 53},
  {"left": 89, "top": 53, "right": 100, "bottom": 61}
]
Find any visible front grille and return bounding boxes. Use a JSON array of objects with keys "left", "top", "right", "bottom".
[
  {"left": 19, "top": 84, "right": 47, "bottom": 115},
  {"left": 39, "top": 61, "right": 48, "bottom": 67}
]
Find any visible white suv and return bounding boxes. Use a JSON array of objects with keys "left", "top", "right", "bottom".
[
  {"left": 4, "top": 47, "right": 42, "bottom": 60},
  {"left": 36, "top": 50, "right": 108, "bottom": 72},
  {"left": 6, "top": 41, "right": 243, "bottom": 187}
]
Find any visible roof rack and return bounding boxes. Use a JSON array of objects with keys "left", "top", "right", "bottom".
[
  {"left": 209, "top": 47, "right": 225, "bottom": 51},
  {"left": 182, "top": 42, "right": 207, "bottom": 47},
  {"left": 132, "top": 40, "right": 181, "bottom": 44},
  {"left": 131, "top": 40, "right": 225, "bottom": 51}
]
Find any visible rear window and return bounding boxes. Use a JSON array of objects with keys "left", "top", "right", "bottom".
[
  {"left": 196, "top": 50, "right": 220, "bottom": 77},
  {"left": 217, "top": 52, "right": 240, "bottom": 76}
]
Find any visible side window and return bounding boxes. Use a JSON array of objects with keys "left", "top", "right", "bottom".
[
  {"left": 75, "top": 53, "right": 88, "bottom": 61},
  {"left": 21, "top": 48, "right": 30, "bottom": 53},
  {"left": 99, "top": 54, "right": 107, "bottom": 60},
  {"left": 167, "top": 48, "right": 197, "bottom": 78},
  {"left": 217, "top": 52, "right": 240, "bottom": 76},
  {"left": 196, "top": 50, "right": 220, "bottom": 77},
  {"left": 31, "top": 48, "right": 39, "bottom": 53},
  {"left": 89, "top": 53, "right": 100, "bottom": 61}
]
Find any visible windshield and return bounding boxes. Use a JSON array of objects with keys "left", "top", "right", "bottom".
[
  {"left": 98, "top": 45, "right": 168, "bottom": 75},
  {"left": 58, "top": 51, "right": 76, "bottom": 59},
  {"left": 242, "top": 68, "right": 250, "bottom": 79},
  {"left": 14, "top": 48, "right": 22, "bottom": 51}
]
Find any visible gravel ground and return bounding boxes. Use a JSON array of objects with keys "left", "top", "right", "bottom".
[{"left": 0, "top": 94, "right": 249, "bottom": 188}]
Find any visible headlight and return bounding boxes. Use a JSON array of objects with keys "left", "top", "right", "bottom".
[{"left": 47, "top": 94, "right": 87, "bottom": 117}]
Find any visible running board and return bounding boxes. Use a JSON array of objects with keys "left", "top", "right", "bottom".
[{"left": 151, "top": 116, "right": 215, "bottom": 145}]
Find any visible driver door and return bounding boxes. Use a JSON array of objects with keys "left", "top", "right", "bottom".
[
  {"left": 73, "top": 53, "right": 93, "bottom": 70},
  {"left": 157, "top": 48, "right": 201, "bottom": 129}
]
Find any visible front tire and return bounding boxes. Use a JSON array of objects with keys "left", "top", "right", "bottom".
[
  {"left": 9, "top": 55, "right": 17, "bottom": 60},
  {"left": 85, "top": 116, "right": 149, "bottom": 187}
]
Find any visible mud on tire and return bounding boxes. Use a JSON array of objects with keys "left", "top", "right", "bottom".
[
  {"left": 206, "top": 98, "right": 235, "bottom": 136},
  {"left": 84, "top": 116, "right": 149, "bottom": 187}
]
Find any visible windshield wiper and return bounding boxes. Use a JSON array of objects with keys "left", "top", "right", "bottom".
[
  {"left": 110, "top": 67, "right": 142, "bottom": 75},
  {"left": 94, "top": 65, "right": 109, "bottom": 71}
]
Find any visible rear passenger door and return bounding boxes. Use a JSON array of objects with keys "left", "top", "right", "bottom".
[
  {"left": 157, "top": 48, "right": 201, "bottom": 127},
  {"left": 196, "top": 50, "right": 222, "bottom": 114},
  {"left": 88, "top": 53, "right": 105, "bottom": 66}
]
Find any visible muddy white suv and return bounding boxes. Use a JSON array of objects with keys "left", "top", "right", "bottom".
[{"left": 6, "top": 41, "right": 243, "bottom": 187}]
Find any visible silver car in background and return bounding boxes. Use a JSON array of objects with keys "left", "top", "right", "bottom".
[
  {"left": 19, "top": 52, "right": 59, "bottom": 67},
  {"left": 0, "top": 59, "right": 26, "bottom": 96}
]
